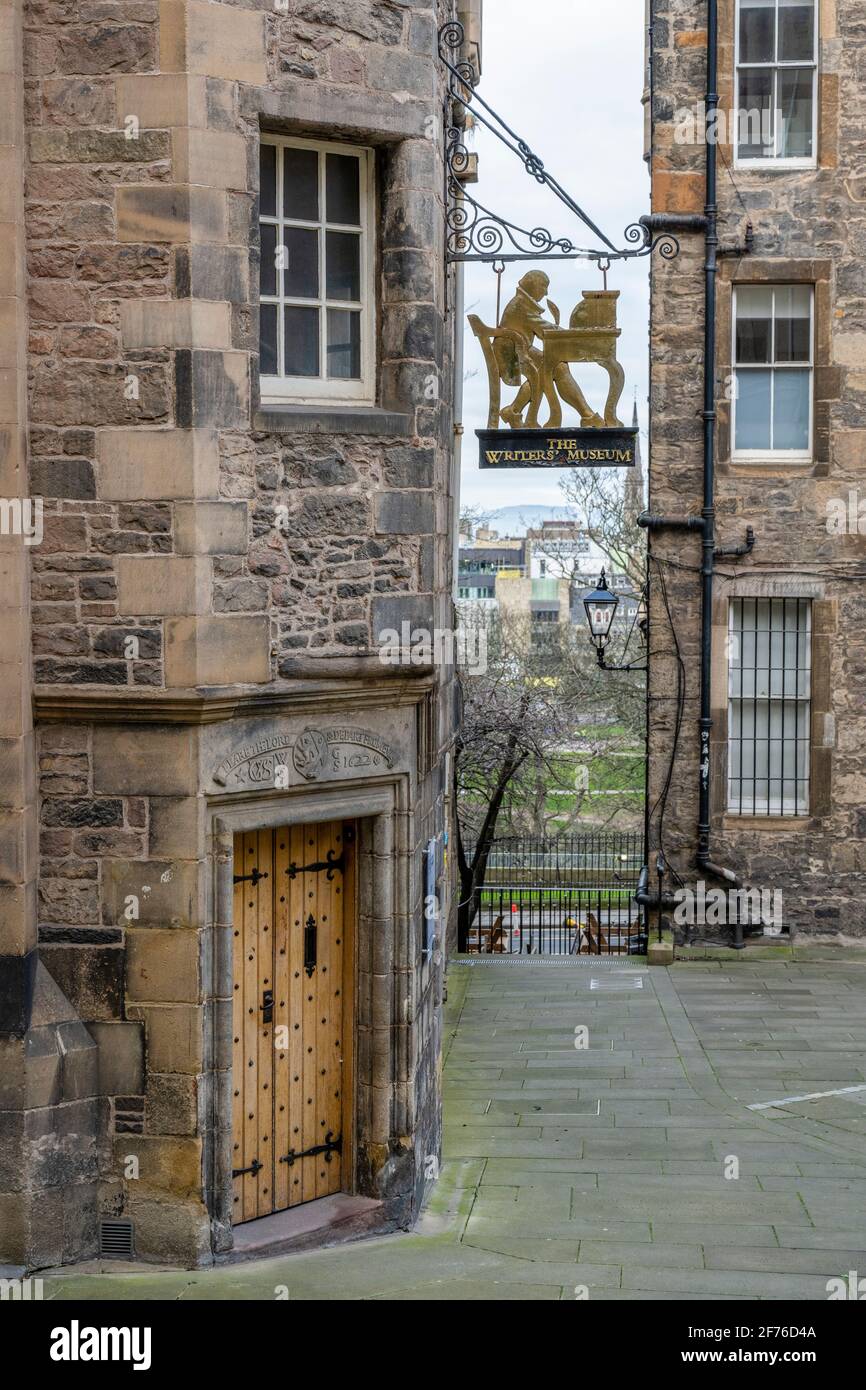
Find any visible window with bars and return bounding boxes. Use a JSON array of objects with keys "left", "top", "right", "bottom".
[
  {"left": 733, "top": 284, "right": 813, "bottom": 459},
  {"left": 735, "top": 0, "right": 817, "bottom": 165},
  {"left": 727, "top": 598, "right": 811, "bottom": 816},
  {"left": 258, "top": 136, "right": 375, "bottom": 404}
]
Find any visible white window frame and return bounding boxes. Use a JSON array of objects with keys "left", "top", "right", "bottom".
[
  {"left": 734, "top": 0, "right": 818, "bottom": 170},
  {"left": 731, "top": 283, "right": 814, "bottom": 464},
  {"left": 726, "top": 597, "right": 812, "bottom": 817},
  {"left": 258, "top": 134, "right": 376, "bottom": 407}
]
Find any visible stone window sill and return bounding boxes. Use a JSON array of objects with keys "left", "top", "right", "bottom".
[
  {"left": 721, "top": 815, "right": 818, "bottom": 832},
  {"left": 253, "top": 404, "right": 412, "bottom": 436},
  {"left": 718, "top": 459, "right": 829, "bottom": 477}
]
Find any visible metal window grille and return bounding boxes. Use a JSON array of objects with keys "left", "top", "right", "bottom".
[{"left": 727, "top": 597, "right": 811, "bottom": 816}]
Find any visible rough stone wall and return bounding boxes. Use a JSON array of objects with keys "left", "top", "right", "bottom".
[
  {"left": 23, "top": 1, "right": 452, "bottom": 692},
  {"left": 1, "top": 0, "right": 463, "bottom": 1269},
  {"left": 217, "top": 433, "right": 435, "bottom": 662},
  {"left": 648, "top": 0, "right": 866, "bottom": 938},
  {"left": 0, "top": 0, "right": 102, "bottom": 1271}
]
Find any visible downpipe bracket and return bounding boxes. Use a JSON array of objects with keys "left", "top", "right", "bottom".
[
  {"left": 715, "top": 524, "right": 755, "bottom": 560},
  {"left": 637, "top": 510, "right": 704, "bottom": 532}
]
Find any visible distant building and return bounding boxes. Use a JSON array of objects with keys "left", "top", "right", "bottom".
[
  {"left": 457, "top": 533, "right": 525, "bottom": 605},
  {"left": 496, "top": 574, "right": 571, "bottom": 628},
  {"left": 526, "top": 520, "right": 591, "bottom": 580}
]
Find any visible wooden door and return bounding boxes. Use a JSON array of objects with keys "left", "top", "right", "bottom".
[{"left": 232, "top": 820, "right": 354, "bottom": 1223}]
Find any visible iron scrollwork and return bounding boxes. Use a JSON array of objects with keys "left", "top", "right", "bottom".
[
  {"left": 623, "top": 220, "right": 681, "bottom": 263},
  {"left": 446, "top": 178, "right": 583, "bottom": 263},
  {"left": 439, "top": 21, "right": 680, "bottom": 269}
]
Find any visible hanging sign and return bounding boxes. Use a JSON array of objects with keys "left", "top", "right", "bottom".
[
  {"left": 470, "top": 269, "right": 637, "bottom": 469},
  {"left": 478, "top": 426, "right": 637, "bottom": 469}
]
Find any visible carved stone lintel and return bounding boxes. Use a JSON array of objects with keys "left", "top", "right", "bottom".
[{"left": 212, "top": 726, "right": 397, "bottom": 790}]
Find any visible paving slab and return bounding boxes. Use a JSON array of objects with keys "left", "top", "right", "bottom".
[{"left": 41, "top": 954, "right": 866, "bottom": 1302}]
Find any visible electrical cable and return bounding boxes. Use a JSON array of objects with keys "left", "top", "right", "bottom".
[
  {"left": 648, "top": 552, "right": 687, "bottom": 888},
  {"left": 716, "top": 140, "right": 751, "bottom": 224}
]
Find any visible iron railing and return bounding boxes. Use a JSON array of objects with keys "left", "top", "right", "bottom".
[{"left": 464, "top": 833, "right": 646, "bottom": 956}]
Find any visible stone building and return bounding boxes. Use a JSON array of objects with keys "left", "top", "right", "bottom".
[
  {"left": 0, "top": 0, "right": 481, "bottom": 1270},
  {"left": 646, "top": 1, "right": 866, "bottom": 939}
]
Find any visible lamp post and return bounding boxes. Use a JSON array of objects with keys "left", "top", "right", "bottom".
[{"left": 582, "top": 570, "right": 646, "bottom": 672}]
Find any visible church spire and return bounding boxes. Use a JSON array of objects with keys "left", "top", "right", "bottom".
[{"left": 625, "top": 390, "right": 644, "bottom": 523}]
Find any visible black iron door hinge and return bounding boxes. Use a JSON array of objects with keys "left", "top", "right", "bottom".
[
  {"left": 286, "top": 849, "right": 344, "bottom": 880},
  {"left": 279, "top": 1132, "right": 342, "bottom": 1167},
  {"left": 232, "top": 1158, "right": 263, "bottom": 1178},
  {"left": 233, "top": 867, "right": 269, "bottom": 886}
]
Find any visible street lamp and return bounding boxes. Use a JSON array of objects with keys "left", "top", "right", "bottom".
[
  {"left": 583, "top": 570, "right": 619, "bottom": 652},
  {"left": 583, "top": 569, "right": 646, "bottom": 672}
]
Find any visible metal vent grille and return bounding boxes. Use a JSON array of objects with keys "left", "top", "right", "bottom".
[
  {"left": 590, "top": 974, "right": 645, "bottom": 990},
  {"left": 99, "top": 1220, "right": 134, "bottom": 1259}
]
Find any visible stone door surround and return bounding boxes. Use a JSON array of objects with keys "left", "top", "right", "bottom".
[{"left": 207, "top": 780, "right": 408, "bottom": 1252}]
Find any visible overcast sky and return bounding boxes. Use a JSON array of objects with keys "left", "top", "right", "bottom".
[{"left": 458, "top": 0, "right": 649, "bottom": 513}]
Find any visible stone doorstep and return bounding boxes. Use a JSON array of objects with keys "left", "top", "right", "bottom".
[
  {"left": 217, "top": 1194, "right": 388, "bottom": 1265},
  {"left": 38, "top": 1259, "right": 181, "bottom": 1279},
  {"left": 34, "top": 1198, "right": 389, "bottom": 1277}
]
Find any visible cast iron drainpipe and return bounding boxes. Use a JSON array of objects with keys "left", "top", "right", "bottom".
[
  {"left": 698, "top": 0, "right": 733, "bottom": 917},
  {"left": 638, "top": 0, "right": 750, "bottom": 947}
]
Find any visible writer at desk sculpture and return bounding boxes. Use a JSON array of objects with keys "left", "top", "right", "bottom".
[{"left": 469, "top": 269, "right": 626, "bottom": 432}]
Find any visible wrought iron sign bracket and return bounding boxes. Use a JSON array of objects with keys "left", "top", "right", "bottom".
[{"left": 439, "top": 20, "right": 679, "bottom": 268}]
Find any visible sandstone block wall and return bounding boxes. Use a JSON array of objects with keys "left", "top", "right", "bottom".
[
  {"left": 648, "top": 0, "right": 866, "bottom": 939},
  {"left": 1, "top": 0, "right": 464, "bottom": 1268}
]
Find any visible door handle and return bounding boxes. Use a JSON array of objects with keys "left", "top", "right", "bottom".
[
  {"left": 304, "top": 914, "right": 317, "bottom": 978},
  {"left": 261, "top": 988, "right": 274, "bottom": 1024}
]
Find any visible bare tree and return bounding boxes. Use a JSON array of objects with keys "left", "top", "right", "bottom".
[
  {"left": 458, "top": 503, "right": 491, "bottom": 541},
  {"left": 553, "top": 462, "right": 646, "bottom": 592},
  {"left": 453, "top": 610, "right": 644, "bottom": 947},
  {"left": 454, "top": 612, "right": 564, "bottom": 947}
]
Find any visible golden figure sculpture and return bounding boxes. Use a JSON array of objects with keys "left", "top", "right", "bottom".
[{"left": 469, "top": 269, "right": 626, "bottom": 431}]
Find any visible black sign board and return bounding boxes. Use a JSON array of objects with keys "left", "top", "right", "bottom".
[{"left": 477, "top": 427, "right": 638, "bottom": 469}]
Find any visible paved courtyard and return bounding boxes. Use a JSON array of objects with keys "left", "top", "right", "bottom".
[{"left": 42, "top": 953, "right": 866, "bottom": 1300}]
